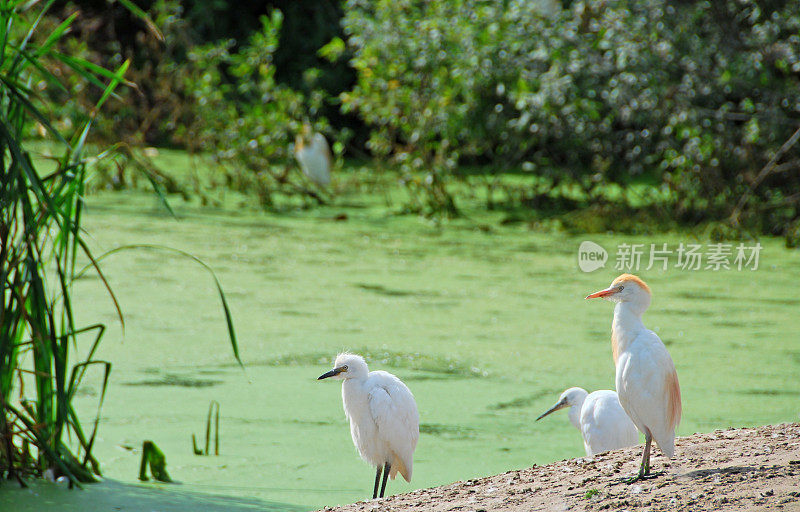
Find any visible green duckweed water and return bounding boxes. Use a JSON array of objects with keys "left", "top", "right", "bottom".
[{"left": 2, "top": 181, "right": 799, "bottom": 511}]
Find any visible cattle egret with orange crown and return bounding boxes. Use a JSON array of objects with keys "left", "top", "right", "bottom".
[
  {"left": 294, "top": 125, "right": 332, "bottom": 187},
  {"left": 318, "top": 353, "right": 419, "bottom": 499},
  {"left": 536, "top": 387, "right": 639, "bottom": 456},
  {"left": 586, "top": 274, "right": 681, "bottom": 482}
]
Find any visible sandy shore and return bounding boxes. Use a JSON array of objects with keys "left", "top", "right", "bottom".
[{"left": 322, "top": 423, "right": 800, "bottom": 512}]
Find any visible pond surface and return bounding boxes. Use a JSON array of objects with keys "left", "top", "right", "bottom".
[{"left": 4, "top": 190, "right": 798, "bottom": 511}]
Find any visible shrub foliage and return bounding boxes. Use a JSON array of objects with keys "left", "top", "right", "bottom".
[
  {"left": 33, "top": 1, "right": 800, "bottom": 234},
  {"left": 182, "top": 12, "right": 330, "bottom": 206},
  {"left": 341, "top": 0, "right": 800, "bottom": 232}
]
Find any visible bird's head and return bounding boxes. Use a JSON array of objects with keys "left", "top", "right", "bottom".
[
  {"left": 317, "top": 353, "right": 368, "bottom": 381},
  {"left": 294, "top": 124, "right": 313, "bottom": 151},
  {"left": 585, "top": 273, "right": 652, "bottom": 313},
  {"left": 536, "top": 387, "right": 588, "bottom": 422}
]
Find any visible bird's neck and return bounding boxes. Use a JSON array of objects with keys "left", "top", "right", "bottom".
[
  {"left": 341, "top": 377, "right": 370, "bottom": 418},
  {"left": 567, "top": 402, "right": 583, "bottom": 431},
  {"left": 611, "top": 302, "right": 645, "bottom": 363},
  {"left": 342, "top": 376, "right": 366, "bottom": 391}
]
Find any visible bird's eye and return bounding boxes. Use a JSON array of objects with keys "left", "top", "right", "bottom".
[
  {"left": 342, "top": 365, "right": 348, "bottom": 371},
  {"left": 618, "top": 286, "right": 624, "bottom": 291}
]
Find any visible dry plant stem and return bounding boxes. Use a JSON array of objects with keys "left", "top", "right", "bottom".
[{"left": 730, "top": 125, "right": 800, "bottom": 225}]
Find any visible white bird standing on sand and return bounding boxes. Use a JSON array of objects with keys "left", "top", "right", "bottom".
[
  {"left": 294, "top": 125, "right": 332, "bottom": 187},
  {"left": 536, "top": 387, "right": 639, "bottom": 456},
  {"left": 586, "top": 274, "right": 682, "bottom": 482},
  {"left": 318, "top": 353, "right": 419, "bottom": 499}
]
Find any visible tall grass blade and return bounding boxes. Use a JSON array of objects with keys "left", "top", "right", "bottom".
[
  {"left": 114, "top": 0, "right": 164, "bottom": 42},
  {"left": 98, "top": 145, "right": 177, "bottom": 218},
  {"left": 0, "top": 74, "right": 70, "bottom": 145},
  {"left": 68, "top": 359, "right": 111, "bottom": 473},
  {"left": 10, "top": 0, "right": 55, "bottom": 70},
  {"left": 75, "top": 237, "right": 125, "bottom": 330},
  {"left": 53, "top": 52, "right": 135, "bottom": 89},
  {"left": 5, "top": 43, "right": 69, "bottom": 93},
  {"left": 214, "top": 403, "right": 219, "bottom": 456},
  {"left": 77, "top": 245, "right": 243, "bottom": 366},
  {"left": 0, "top": 0, "right": 168, "bottom": 485},
  {"left": 5, "top": 405, "right": 85, "bottom": 488},
  {"left": 51, "top": 52, "right": 127, "bottom": 99},
  {"left": 93, "top": 59, "right": 130, "bottom": 114},
  {"left": 204, "top": 400, "right": 220, "bottom": 456},
  {"left": 0, "top": 119, "right": 67, "bottom": 219},
  {"left": 34, "top": 8, "right": 77, "bottom": 57}
]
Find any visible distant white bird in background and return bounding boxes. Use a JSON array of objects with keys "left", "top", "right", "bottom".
[
  {"left": 318, "top": 353, "right": 419, "bottom": 499},
  {"left": 536, "top": 387, "right": 639, "bottom": 456},
  {"left": 294, "top": 125, "right": 332, "bottom": 187},
  {"left": 586, "top": 274, "right": 682, "bottom": 482}
]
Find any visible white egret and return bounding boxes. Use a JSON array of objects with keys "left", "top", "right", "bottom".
[
  {"left": 318, "top": 353, "right": 419, "bottom": 499},
  {"left": 586, "top": 274, "right": 682, "bottom": 482},
  {"left": 536, "top": 387, "right": 639, "bottom": 456},
  {"left": 294, "top": 125, "right": 332, "bottom": 187}
]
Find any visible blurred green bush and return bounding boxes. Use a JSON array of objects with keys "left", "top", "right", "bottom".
[
  {"left": 341, "top": 0, "right": 800, "bottom": 232},
  {"left": 182, "top": 11, "right": 325, "bottom": 207},
  {"left": 36, "top": 0, "right": 800, "bottom": 237}
]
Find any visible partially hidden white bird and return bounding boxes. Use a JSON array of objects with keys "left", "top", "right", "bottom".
[
  {"left": 294, "top": 125, "right": 332, "bottom": 187},
  {"left": 318, "top": 353, "right": 419, "bottom": 499},
  {"left": 536, "top": 387, "right": 639, "bottom": 456},
  {"left": 586, "top": 274, "right": 682, "bottom": 482}
]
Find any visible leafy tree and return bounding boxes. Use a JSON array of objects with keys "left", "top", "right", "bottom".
[
  {"left": 341, "top": 0, "right": 800, "bottom": 233},
  {"left": 182, "top": 12, "right": 328, "bottom": 207}
]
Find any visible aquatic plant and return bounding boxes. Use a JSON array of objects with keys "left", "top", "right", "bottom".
[
  {"left": 138, "top": 441, "right": 172, "bottom": 483},
  {"left": 192, "top": 400, "right": 220, "bottom": 456},
  {"left": 0, "top": 1, "right": 239, "bottom": 486}
]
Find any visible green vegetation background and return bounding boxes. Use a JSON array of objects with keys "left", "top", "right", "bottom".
[
  {"left": 2, "top": 0, "right": 800, "bottom": 510},
  {"left": 42, "top": 0, "right": 800, "bottom": 239}
]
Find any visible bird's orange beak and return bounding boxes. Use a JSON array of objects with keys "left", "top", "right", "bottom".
[{"left": 585, "top": 287, "right": 617, "bottom": 299}]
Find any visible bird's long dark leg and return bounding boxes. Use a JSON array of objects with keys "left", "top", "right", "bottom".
[
  {"left": 379, "top": 462, "right": 391, "bottom": 498},
  {"left": 642, "top": 433, "right": 652, "bottom": 476},
  {"left": 372, "top": 465, "right": 382, "bottom": 499},
  {"left": 641, "top": 432, "right": 652, "bottom": 477},
  {"left": 625, "top": 433, "right": 652, "bottom": 484}
]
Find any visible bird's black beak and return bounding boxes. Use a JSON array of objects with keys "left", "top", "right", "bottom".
[
  {"left": 318, "top": 366, "right": 347, "bottom": 380},
  {"left": 536, "top": 398, "right": 568, "bottom": 421}
]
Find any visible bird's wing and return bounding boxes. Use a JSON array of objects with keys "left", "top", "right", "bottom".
[
  {"left": 312, "top": 133, "right": 332, "bottom": 160},
  {"left": 618, "top": 330, "right": 681, "bottom": 453},
  {"left": 581, "top": 391, "right": 639, "bottom": 454},
  {"left": 368, "top": 371, "right": 419, "bottom": 480},
  {"left": 294, "top": 133, "right": 331, "bottom": 186},
  {"left": 642, "top": 330, "right": 681, "bottom": 429}
]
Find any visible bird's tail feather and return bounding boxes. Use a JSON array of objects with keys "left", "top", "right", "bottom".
[
  {"left": 655, "top": 431, "right": 675, "bottom": 458},
  {"left": 392, "top": 453, "right": 412, "bottom": 482}
]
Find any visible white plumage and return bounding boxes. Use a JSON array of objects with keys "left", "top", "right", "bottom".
[
  {"left": 294, "top": 128, "right": 332, "bottom": 187},
  {"left": 586, "top": 274, "right": 682, "bottom": 481},
  {"left": 537, "top": 387, "right": 638, "bottom": 456},
  {"left": 318, "top": 353, "right": 419, "bottom": 499}
]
